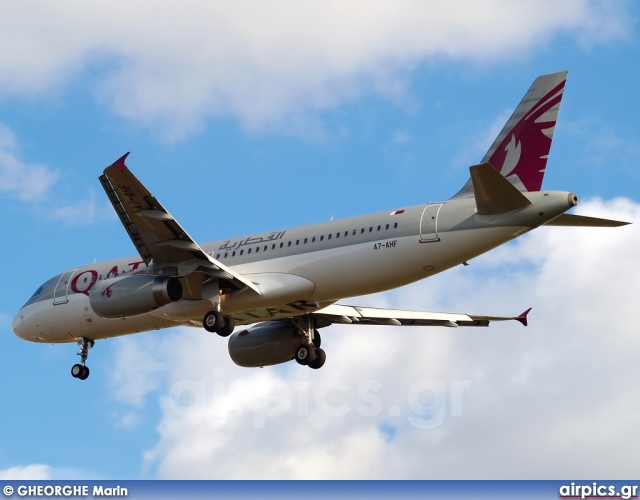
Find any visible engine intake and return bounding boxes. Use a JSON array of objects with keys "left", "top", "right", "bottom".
[{"left": 89, "top": 275, "right": 182, "bottom": 318}]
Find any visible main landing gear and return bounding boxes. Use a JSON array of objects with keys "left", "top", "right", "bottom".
[
  {"left": 71, "top": 337, "right": 94, "bottom": 380},
  {"left": 203, "top": 310, "right": 235, "bottom": 337},
  {"left": 293, "top": 316, "right": 326, "bottom": 370}
]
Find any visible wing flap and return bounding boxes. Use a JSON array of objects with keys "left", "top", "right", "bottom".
[{"left": 314, "top": 304, "right": 529, "bottom": 328}]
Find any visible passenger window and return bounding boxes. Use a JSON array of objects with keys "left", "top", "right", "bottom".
[
  {"left": 288, "top": 241, "right": 292, "bottom": 247},
  {"left": 304, "top": 238, "right": 308, "bottom": 244},
  {"left": 280, "top": 242, "right": 284, "bottom": 248},
  {"left": 328, "top": 234, "right": 332, "bottom": 240},
  {"left": 377, "top": 225, "right": 381, "bottom": 231},
  {"left": 247, "top": 248, "right": 251, "bottom": 254},
  {"left": 320, "top": 235, "right": 324, "bottom": 241},
  {"left": 360, "top": 228, "right": 364, "bottom": 234},
  {"left": 224, "top": 252, "right": 228, "bottom": 258},
  {"left": 312, "top": 237, "right": 316, "bottom": 243},
  {"left": 385, "top": 224, "right": 389, "bottom": 230},
  {"left": 296, "top": 240, "right": 300, "bottom": 245},
  {"left": 394, "top": 222, "right": 398, "bottom": 228},
  {"left": 232, "top": 251, "right": 236, "bottom": 256},
  {"left": 336, "top": 233, "right": 339, "bottom": 238},
  {"left": 240, "top": 250, "right": 244, "bottom": 255}
]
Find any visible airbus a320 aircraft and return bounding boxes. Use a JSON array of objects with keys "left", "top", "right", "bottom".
[{"left": 11, "top": 72, "right": 629, "bottom": 380}]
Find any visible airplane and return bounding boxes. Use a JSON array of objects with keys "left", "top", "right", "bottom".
[{"left": 11, "top": 71, "right": 629, "bottom": 380}]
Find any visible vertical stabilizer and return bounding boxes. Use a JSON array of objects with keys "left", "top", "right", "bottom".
[{"left": 453, "top": 71, "right": 567, "bottom": 198}]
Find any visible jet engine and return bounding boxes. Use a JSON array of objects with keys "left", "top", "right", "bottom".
[
  {"left": 228, "top": 321, "right": 304, "bottom": 367},
  {"left": 89, "top": 275, "right": 183, "bottom": 319}
]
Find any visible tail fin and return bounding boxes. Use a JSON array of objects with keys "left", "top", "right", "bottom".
[{"left": 453, "top": 71, "right": 568, "bottom": 198}]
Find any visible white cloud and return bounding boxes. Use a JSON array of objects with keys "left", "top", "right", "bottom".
[
  {"left": 0, "top": 1, "right": 631, "bottom": 140},
  {"left": 0, "top": 465, "right": 102, "bottom": 480},
  {"left": 0, "top": 465, "right": 51, "bottom": 480},
  {"left": 391, "top": 130, "right": 412, "bottom": 144},
  {"left": 107, "top": 197, "right": 640, "bottom": 478},
  {"left": 45, "top": 189, "right": 115, "bottom": 227},
  {"left": 0, "top": 124, "right": 59, "bottom": 202},
  {"left": 0, "top": 122, "right": 111, "bottom": 226},
  {"left": 452, "top": 108, "right": 513, "bottom": 170}
]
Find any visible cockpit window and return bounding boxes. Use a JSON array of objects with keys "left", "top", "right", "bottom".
[{"left": 30, "top": 286, "right": 44, "bottom": 299}]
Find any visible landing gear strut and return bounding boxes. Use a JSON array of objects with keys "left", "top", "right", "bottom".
[
  {"left": 71, "top": 337, "right": 94, "bottom": 380},
  {"left": 293, "top": 315, "right": 326, "bottom": 369},
  {"left": 203, "top": 310, "right": 235, "bottom": 337}
]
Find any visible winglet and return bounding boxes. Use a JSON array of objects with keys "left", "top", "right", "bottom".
[
  {"left": 113, "top": 152, "right": 130, "bottom": 172},
  {"left": 516, "top": 308, "right": 532, "bottom": 327}
]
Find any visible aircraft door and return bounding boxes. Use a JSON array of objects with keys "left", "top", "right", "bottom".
[
  {"left": 420, "top": 204, "right": 442, "bottom": 242},
  {"left": 53, "top": 268, "right": 77, "bottom": 305}
]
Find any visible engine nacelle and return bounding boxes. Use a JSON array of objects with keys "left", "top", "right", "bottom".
[
  {"left": 228, "top": 322, "right": 304, "bottom": 367},
  {"left": 89, "top": 275, "right": 183, "bottom": 319}
]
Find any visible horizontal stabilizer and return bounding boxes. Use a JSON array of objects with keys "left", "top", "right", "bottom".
[
  {"left": 545, "top": 214, "right": 630, "bottom": 227},
  {"left": 470, "top": 163, "right": 532, "bottom": 215}
]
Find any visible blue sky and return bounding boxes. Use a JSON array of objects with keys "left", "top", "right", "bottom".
[{"left": 1, "top": 1, "right": 639, "bottom": 480}]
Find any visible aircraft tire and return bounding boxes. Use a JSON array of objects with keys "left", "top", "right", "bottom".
[
  {"left": 71, "top": 364, "right": 83, "bottom": 378},
  {"left": 312, "top": 330, "right": 321, "bottom": 348},
  {"left": 308, "top": 348, "right": 326, "bottom": 369},
  {"left": 79, "top": 366, "right": 90, "bottom": 380},
  {"left": 295, "top": 344, "right": 316, "bottom": 366},
  {"left": 217, "top": 315, "right": 235, "bottom": 337},
  {"left": 203, "top": 311, "right": 224, "bottom": 333}
]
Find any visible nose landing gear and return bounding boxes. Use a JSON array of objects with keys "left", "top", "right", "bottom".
[{"left": 71, "top": 337, "right": 94, "bottom": 380}]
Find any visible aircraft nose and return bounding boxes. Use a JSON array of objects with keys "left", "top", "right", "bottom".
[
  {"left": 11, "top": 306, "right": 39, "bottom": 341},
  {"left": 11, "top": 310, "right": 27, "bottom": 339}
]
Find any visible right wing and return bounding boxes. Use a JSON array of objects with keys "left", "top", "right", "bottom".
[{"left": 313, "top": 304, "right": 531, "bottom": 328}]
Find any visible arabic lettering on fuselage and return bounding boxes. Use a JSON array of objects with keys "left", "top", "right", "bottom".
[{"left": 217, "top": 231, "right": 287, "bottom": 252}]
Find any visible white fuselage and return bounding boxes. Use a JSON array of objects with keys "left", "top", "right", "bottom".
[{"left": 12, "top": 191, "right": 574, "bottom": 344}]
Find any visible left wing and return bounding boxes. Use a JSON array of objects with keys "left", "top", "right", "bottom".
[
  {"left": 313, "top": 304, "right": 531, "bottom": 328},
  {"left": 99, "top": 153, "right": 260, "bottom": 295}
]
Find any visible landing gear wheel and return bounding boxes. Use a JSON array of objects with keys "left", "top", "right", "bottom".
[
  {"left": 217, "top": 315, "right": 235, "bottom": 337},
  {"left": 308, "top": 348, "right": 326, "bottom": 369},
  {"left": 71, "top": 364, "right": 90, "bottom": 380},
  {"left": 203, "top": 311, "right": 224, "bottom": 333},
  {"left": 295, "top": 344, "right": 317, "bottom": 366},
  {"left": 71, "top": 364, "right": 84, "bottom": 378},
  {"left": 312, "top": 330, "right": 321, "bottom": 348}
]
